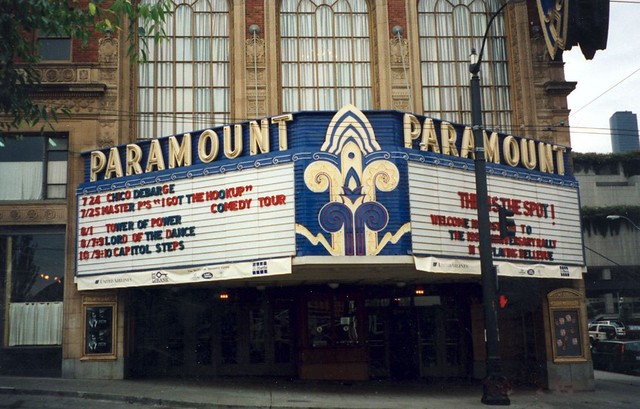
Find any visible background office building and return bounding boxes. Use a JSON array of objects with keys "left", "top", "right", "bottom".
[
  {"left": 610, "top": 111, "right": 639, "bottom": 153},
  {"left": 1, "top": 0, "right": 611, "bottom": 392}
]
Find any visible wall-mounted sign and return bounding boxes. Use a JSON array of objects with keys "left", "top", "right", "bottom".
[
  {"left": 537, "top": 0, "right": 610, "bottom": 60},
  {"left": 82, "top": 301, "right": 116, "bottom": 359},
  {"left": 76, "top": 165, "right": 295, "bottom": 290},
  {"left": 547, "top": 288, "right": 588, "bottom": 362},
  {"left": 409, "top": 161, "right": 584, "bottom": 279},
  {"left": 537, "top": 0, "right": 570, "bottom": 59},
  {"left": 77, "top": 105, "right": 584, "bottom": 290}
]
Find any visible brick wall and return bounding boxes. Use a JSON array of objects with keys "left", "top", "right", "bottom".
[
  {"left": 247, "top": 0, "right": 265, "bottom": 37},
  {"left": 388, "top": 0, "right": 407, "bottom": 36}
]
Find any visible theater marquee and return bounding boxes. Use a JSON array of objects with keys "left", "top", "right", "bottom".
[{"left": 76, "top": 105, "right": 584, "bottom": 290}]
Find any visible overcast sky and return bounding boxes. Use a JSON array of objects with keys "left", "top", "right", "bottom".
[{"left": 563, "top": 0, "right": 640, "bottom": 153}]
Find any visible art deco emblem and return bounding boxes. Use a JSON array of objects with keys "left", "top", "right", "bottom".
[
  {"left": 296, "top": 105, "right": 410, "bottom": 256},
  {"left": 537, "top": 0, "right": 569, "bottom": 59}
]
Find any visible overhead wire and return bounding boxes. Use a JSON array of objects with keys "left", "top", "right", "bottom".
[
  {"left": 584, "top": 245, "right": 623, "bottom": 267},
  {"left": 27, "top": 101, "right": 640, "bottom": 142},
  {"left": 569, "top": 66, "right": 640, "bottom": 118}
]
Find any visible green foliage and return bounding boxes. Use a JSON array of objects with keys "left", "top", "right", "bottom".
[
  {"left": 573, "top": 151, "right": 640, "bottom": 176},
  {"left": 581, "top": 206, "right": 640, "bottom": 237},
  {"left": 0, "top": 0, "right": 170, "bottom": 134}
]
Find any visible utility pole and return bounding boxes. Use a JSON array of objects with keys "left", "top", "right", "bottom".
[{"left": 469, "top": 0, "right": 526, "bottom": 405}]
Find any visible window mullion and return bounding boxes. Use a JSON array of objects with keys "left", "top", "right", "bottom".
[
  {"left": 314, "top": 14, "right": 320, "bottom": 110},
  {"left": 191, "top": 11, "right": 197, "bottom": 131},
  {"left": 42, "top": 137, "right": 49, "bottom": 200}
]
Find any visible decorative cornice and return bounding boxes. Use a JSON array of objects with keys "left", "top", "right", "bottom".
[
  {"left": 30, "top": 82, "right": 107, "bottom": 98},
  {"left": 0, "top": 203, "right": 67, "bottom": 225},
  {"left": 544, "top": 80, "right": 577, "bottom": 96}
]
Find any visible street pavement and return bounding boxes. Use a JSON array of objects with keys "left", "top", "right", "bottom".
[{"left": 1, "top": 370, "right": 639, "bottom": 408}]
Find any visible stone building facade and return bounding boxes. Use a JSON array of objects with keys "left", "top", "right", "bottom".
[{"left": 1, "top": 0, "right": 593, "bottom": 391}]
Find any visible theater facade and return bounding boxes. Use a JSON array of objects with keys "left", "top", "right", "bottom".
[{"left": 71, "top": 105, "right": 590, "bottom": 388}]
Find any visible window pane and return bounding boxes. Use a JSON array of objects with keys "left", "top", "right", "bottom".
[
  {"left": 38, "top": 38, "right": 71, "bottom": 61},
  {"left": 318, "top": 88, "right": 335, "bottom": 109},
  {"left": 281, "top": 0, "right": 372, "bottom": 111},
  {"left": 308, "top": 299, "right": 332, "bottom": 347},
  {"left": 249, "top": 308, "right": 266, "bottom": 363},
  {"left": 48, "top": 137, "right": 67, "bottom": 151},
  {"left": 298, "top": 39, "right": 316, "bottom": 62},
  {"left": 273, "top": 302, "right": 291, "bottom": 363},
  {"left": 47, "top": 161, "right": 67, "bottom": 184},
  {"left": 47, "top": 185, "right": 66, "bottom": 199},
  {"left": 418, "top": 0, "right": 512, "bottom": 128},
  {"left": 317, "top": 39, "right": 333, "bottom": 62},
  {"left": 158, "top": 63, "right": 173, "bottom": 87},
  {"left": 4, "top": 233, "right": 65, "bottom": 302},
  {"left": 220, "top": 304, "right": 238, "bottom": 364},
  {"left": 176, "top": 63, "right": 194, "bottom": 87},
  {"left": 0, "top": 135, "right": 66, "bottom": 201},
  {"left": 8, "top": 302, "right": 63, "bottom": 346},
  {"left": 0, "top": 162, "right": 42, "bottom": 200},
  {"left": 354, "top": 63, "right": 370, "bottom": 86},
  {"left": 194, "top": 38, "right": 211, "bottom": 61},
  {"left": 137, "top": 1, "right": 229, "bottom": 138}
]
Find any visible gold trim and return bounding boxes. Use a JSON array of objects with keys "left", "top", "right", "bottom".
[
  {"left": 81, "top": 299, "right": 117, "bottom": 360},
  {"left": 547, "top": 288, "right": 588, "bottom": 363}
]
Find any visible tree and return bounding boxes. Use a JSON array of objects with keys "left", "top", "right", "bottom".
[{"left": 0, "top": 0, "right": 169, "bottom": 133}]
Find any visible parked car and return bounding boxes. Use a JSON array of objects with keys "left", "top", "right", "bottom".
[
  {"left": 591, "top": 340, "right": 640, "bottom": 372},
  {"left": 595, "top": 320, "right": 626, "bottom": 337},
  {"left": 589, "top": 323, "right": 618, "bottom": 343},
  {"left": 626, "top": 324, "right": 640, "bottom": 340}
]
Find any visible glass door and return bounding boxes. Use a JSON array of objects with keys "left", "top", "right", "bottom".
[
  {"left": 417, "top": 305, "right": 470, "bottom": 378},
  {"left": 388, "top": 298, "right": 419, "bottom": 379}
]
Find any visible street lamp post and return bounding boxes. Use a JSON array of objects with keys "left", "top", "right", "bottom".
[
  {"left": 469, "top": 0, "right": 524, "bottom": 405},
  {"left": 606, "top": 215, "right": 640, "bottom": 231}
]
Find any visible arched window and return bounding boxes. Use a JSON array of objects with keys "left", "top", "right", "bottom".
[
  {"left": 418, "top": 0, "right": 512, "bottom": 130},
  {"left": 280, "top": 0, "right": 372, "bottom": 112},
  {"left": 137, "top": 0, "right": 230, "bottom": 139}
]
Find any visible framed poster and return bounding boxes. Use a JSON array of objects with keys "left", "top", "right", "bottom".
[
  {"left": 82, "top": 301, "right": 116, "bottom": 359},
  {"left": 551, "top": 309, "right": 582, "bottom": 358},
  {"left": 547, "top": 289, "right": 588, "bottom": 362}
]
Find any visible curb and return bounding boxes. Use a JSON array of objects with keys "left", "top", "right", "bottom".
[
  {"left": 0, "top": 385, "right": 382, "bottom": 409},
  {"left": 0, "top": 386, "right": 271, "bottom": 409}
]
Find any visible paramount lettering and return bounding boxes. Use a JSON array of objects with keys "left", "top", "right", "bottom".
[
  {"left": 403, "top": 114, "right": 566, "bottom": 176},
  {"left": 90, "top": 116, "right": 293, "bottom": 182},
  {"left": 89, "top": 112, "right": 567, "bottom": 182}
]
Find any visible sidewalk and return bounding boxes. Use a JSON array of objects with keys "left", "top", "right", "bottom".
[{"left": 1, "top": 371, "right": 639, "bottom": 408}]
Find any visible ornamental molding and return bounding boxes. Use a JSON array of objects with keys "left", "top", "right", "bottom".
[
  {"left": 0, "top": 203, "right": 67, "bottom": 225},
  {"left": 99, "top": 35, "right": 118, "bottom": 65},
  {"left": 389, "top": 36, "right": 409, "bottom": 65},
  {"left": 246, "top": 37, "right": 266, "bottom": 65},
  {"left": 295, "top": 105, "right": 411, "bottom": 256}
]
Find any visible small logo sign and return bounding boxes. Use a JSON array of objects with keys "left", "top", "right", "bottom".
[
  {"left": 560, "top": 266, "right": 570, "bottom": 277},
  {"left": 252, "top": 261, "right": 268, "bottom": 275},
  {"left": 151, "top": 271, "right": 169, "bottom": 284},
  {"left": 202, "top": 272, "right": 213, "bottom": 279}
]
